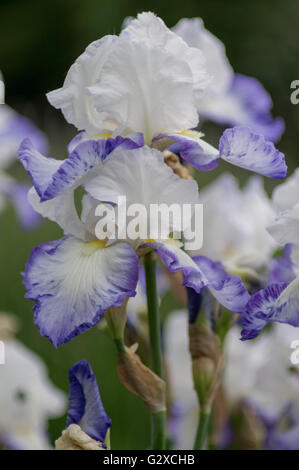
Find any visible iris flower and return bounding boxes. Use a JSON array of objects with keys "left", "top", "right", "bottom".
[
  {"left": 47, "top": 12, "right": 286, "bottom": 179},
  {"left": 19, "top": 138, "right": 249, "bottom": 347},
  {"left": 0, "top": 73, "right": 47, "bottom": 228}
]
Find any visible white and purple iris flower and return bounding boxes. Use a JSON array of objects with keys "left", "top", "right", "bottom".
[
  {"left": 0, "top": 73, "right": 47, "bottom": 228},
  {"left": 173, "top": 18, "right": 284, "bottom": 143},
  {"left": 47, "top": 12, "right": 286, "bottom": 179},
  {"left": 241, "top": 248, "right": 299, "bottom": 340},
  {"left": 241, "top": 169, "right": 299, "bottom": 340},
  {"left": 19, "top": 137, "right": 250, "bottom": 347},
  {"left": 66, "top": 360, "right": 111, "bottom": 445}
]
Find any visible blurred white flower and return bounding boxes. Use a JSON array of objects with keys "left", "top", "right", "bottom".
[
  {"left": 0, "top": 338, "right": 65, "bottom": 449},
  {"left": 224, "top": 324, "right": 299, "bottom": 415},
  {"left": 173, "top": 18, "right": 284, "bottom": 142},
  {"left": 164, "top": 310, "right": 197, "bottom": 449},
  {"left": 197, "top": 173, "right": 276, "bottom": 276},
  {"left": 268, "top": 169, "right": 299, "bottom": 265}
]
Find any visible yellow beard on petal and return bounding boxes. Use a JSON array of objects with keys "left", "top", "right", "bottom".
[
  {"left": 83, "top": 240, "right": 107, "bottom": 255},
  {"left": 93, "top": 132, "right": 113, "bottom": 140},
  {"left": 180, "top": 129, "right": 204, "bottom": 140}
]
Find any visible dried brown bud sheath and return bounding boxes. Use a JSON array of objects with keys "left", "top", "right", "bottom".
[{"left": 117, "top": 345, "right": 166, "bottom": 413}]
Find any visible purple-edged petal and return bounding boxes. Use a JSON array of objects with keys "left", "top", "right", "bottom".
[
  {"left": 269, "top": 245, "right": 297, "bottom": 284},
  {"left": 18, "top": 135, "right": 143, "bottom": 201},
  {"left": 219, "top": 126, "right": 287, "bottom": 179},
  {"left": 152, "top": 131, "right": 219, "bottom": 171},
  {"left": 9, "top": 183, "right": 40, "bottom": 230},
  {"left": 142, "top": 240, "right": 208, "bottom": 292},
  {"left": 24, "top": 236, "right": 139, "bottom": 347},
  {"left": 241, "top": 283, "right": 290, "bottom": 340},
  {"left": 201, "top": 74, "right": 284, "bottom": 143},
  {"left": 67, "top": 360, "right": 111, "bottom": 443},
  {"left": 0, "top": 105, "right": 47, "bottom": 169},
  {"left": 193, "top": 255, "right": 250, "bottom": 313},
  {"left": 17, "top": 138, "right": 61, "bottom": 199},
  {"left": 229, "top": 75, "right": 284, "bottom": 143},
  {"left": 68, "top": 131, "right": 144, "bottom": 154}
]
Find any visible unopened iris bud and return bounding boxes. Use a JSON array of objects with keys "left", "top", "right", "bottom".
[
  {"left": 105, "top": 298, "right": 128, "bottom": 348},
  {"left": 189, "top": 320, "right": 222, "bottom": 409},
  {"left": 117, "top": 344, "right": 166, "bottom": 413},
  {"left": 55, "top": 424, "right": 105, "bottom": 451}
]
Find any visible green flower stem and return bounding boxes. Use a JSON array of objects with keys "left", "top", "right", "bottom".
[
  {"left": 151, "top": 410, "right": 166, "bottom": 450},
  {"left": 193, "top": 408, "right": 211, "bottom": 450},
  {"left": 144, "top": 251, "right": 166, "bottom": 450},
  {"left": 114, "top": 337, "right": 126, "bottom": 353}
]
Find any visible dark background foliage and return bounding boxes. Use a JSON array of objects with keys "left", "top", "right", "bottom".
[{"left": 0, "top": 0, "right": 298, "bottom": 449}]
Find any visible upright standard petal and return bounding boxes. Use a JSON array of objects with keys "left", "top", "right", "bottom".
[
  {"left": 47, "top": 36, "right": 119, "bottom": 136},
  {"left": 122, "top": 12, "right": 210, "bottom": 100},
  {"left": 172, "top": 17, "right": 233, "bottom": 96},
  {"left": 88, "top": 37, "right": 199, "bottom": 144},
  {"left": 193, "top": 256, "right": 250, "bottom": 313},
  {"left": 67, "top": 360, "right": 111, "bottom": 443},
  {"left": 47, "top": 12, "right": 210, "bottom": 141},
  {"left": 219, "top": 126, "right": 287, "bottom": 179},
  {"left": 24, "top": 237, "right": 139, "bottom": 347}
]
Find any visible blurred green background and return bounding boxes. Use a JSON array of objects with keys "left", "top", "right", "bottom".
[{"left": 0, "top": 0, "right": 298, "bottom": 449}]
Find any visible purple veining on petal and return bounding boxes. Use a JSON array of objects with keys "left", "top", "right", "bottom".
[
  {"left": 67, "top": 360, "right": 111, "bottom": 443},
  {"left": 153, "top": 133, "right": 219, "bottom": 171},
  {"left": 143, "top": 241, "right": 207, "bottom": 293},
  {"left": 18, "top": 134, "right": 144, "bottom": 202},
  {"left": 219, "top": 126, "right": 287, "bottom": 179},
  {"left": 192, "top": 256, "right": 250, "bottom": 313},
  {"left": 23, "top": 236, "right": 139, "bottom": 347},
  {"left": 269, "top": 245, "right": 296, "bottom": 284},
  {"left": 241, "top": 283, "right": 289, "bottom": 340}
]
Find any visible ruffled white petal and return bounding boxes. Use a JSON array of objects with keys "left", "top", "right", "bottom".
[
  {"left": 173, "top": 17, "right": 233, "bottom": 96},
  {"left": 122, "top": 12, "right": 210, "bottom": 100},
  {"left": 88, "top": 37, "right": 199, "bottom": 143},
  {"left": 47, "top": 36, "right": 119, "bottom": 136}
]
